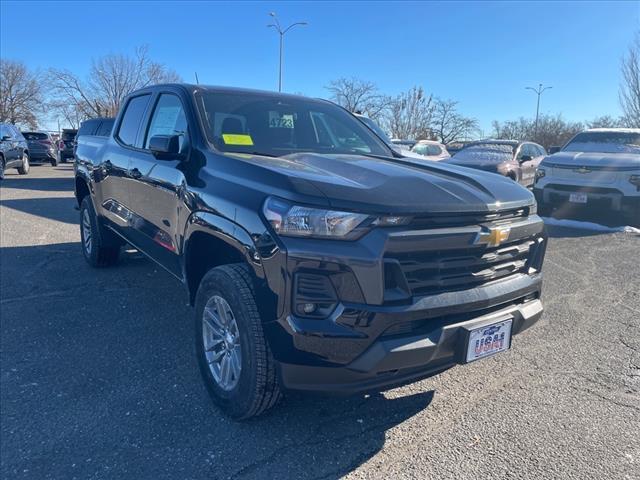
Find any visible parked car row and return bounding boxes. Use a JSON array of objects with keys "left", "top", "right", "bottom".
[
  {"left": 354, "top": 115, "right": 639, "bottom": 225},
  {"left": 0, "top": 118, "right": 116, "bottom": 179}
]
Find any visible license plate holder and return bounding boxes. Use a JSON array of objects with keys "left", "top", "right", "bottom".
[
  {"left": 569, "top": 192, "right": 588, "bottom": 203},
  {"left": 463, "top": 318, "right": 513, "bottom": 363}
]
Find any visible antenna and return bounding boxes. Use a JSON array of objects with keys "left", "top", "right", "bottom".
[{"left": 195, "top": 72, "right": 200, "bottom": 85}]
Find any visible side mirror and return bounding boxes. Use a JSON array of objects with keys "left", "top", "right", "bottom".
[
  {"left": 149, "top": 134, "right": 181, "bottom": 159},
  {"left": 1, "top": 135, "right": 11, "bottom": 142},
  {"left": 519, "top": 155, "right": 533, "bottom": 162},
  {"left": 549, "top": 146, "right": 561, "bottom": 154}
]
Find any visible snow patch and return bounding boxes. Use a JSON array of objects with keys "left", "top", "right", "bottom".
[{"left": 542, "top": 216, "right": 640, "bottom": 233}]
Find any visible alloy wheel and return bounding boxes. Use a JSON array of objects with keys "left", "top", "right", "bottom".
[
  {"left": 202, "top": 295, "right": 242, "bottom": 391},
  {"left": 82, "top": 209, "right": 92, "bottom": 255}
]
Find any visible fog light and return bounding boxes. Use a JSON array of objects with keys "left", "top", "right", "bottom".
[{"left": 302, "top": 303, "right": 316, "bottom": 314}]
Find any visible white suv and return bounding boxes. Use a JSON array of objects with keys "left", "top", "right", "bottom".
[{"left": 534, "top": 128, "right": 640, "bottom": 225}]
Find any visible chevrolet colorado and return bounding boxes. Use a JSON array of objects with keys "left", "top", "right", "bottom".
[{"left": 75, "top": 84, "right": 547, "bottom": 419}]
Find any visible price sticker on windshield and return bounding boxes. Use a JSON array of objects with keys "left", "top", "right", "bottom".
[
  {"left": 269, "top": 111, "right": 294, "bottom": 129},
  {"left": 222, "top": 134, "right": 254, "bottom": 146}
]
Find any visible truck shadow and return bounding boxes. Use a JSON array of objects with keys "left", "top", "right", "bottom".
[
  {"left": 0, "top": 197, "right": 78, "bottom": 224},
  {"left": 0, "top": 242, "right": 434, "bottom": 479},
  {"left": 0, "top": 176, "right": 74, "bottom": 192}
]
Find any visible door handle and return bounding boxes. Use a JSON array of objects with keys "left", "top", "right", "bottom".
[{"left": 129, "top": 168, "right": 142, "bottom": 179}]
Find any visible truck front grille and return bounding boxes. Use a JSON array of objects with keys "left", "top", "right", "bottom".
[{"left": 387, "top": 238, "right": 535, "bottom": 296}]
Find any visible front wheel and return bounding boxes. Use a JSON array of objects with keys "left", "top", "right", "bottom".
[
  {"left": 195, "top": 263, "right": 281, "bottom": 420},
  {"left": 79, "top": 196, "right": 121, "bottom": 267},
  {"left": 17, "top": 152, "right": 30, "bottom": 175}
]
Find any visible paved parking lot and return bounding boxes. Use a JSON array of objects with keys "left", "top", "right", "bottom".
[{"left": 1, "top": 165, "right": 639, "bottom": 480}]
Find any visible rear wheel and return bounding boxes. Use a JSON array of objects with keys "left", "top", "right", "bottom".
[
  {"left": 195, "top": 263, "right": 281, "bottom": 420},
  {"left": 17, "top": 152, "right": 30, "bottom": 175},
  {"left": 79, "top": 196, "right": 121, "bottom": 267}
]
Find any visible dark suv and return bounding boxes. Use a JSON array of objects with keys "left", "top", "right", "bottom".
[
  {"left": 21, "top": 131, "right": 57, "bottom": 165},
  {"left": 75, "top": 84, "right": 546, "bottom": 419},
  {"left": 0, "top": 123, "right": 30, "bottom": 179},
  {"left": 57, "top": 128, "right": 77, "bottom": 163}
]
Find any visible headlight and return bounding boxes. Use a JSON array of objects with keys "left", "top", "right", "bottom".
[
  {"left": 535, "top": 168, "right": 546, "bottom": 181},
  {"left": 528, "top": 203, "right": 537, "bottom": 216},
  {"left": 263, "top": 197, "right": 410, "bottom": 240}
]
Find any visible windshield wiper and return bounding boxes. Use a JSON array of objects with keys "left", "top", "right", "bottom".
[{"left": 229, "top": 151, "right": 280, "bottom": 158}]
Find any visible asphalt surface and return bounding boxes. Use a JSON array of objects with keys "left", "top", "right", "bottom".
[{"left": 1, "top": 165, "right": 639, "bottom": 480}]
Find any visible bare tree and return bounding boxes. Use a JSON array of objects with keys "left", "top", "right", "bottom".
[
  {"left": 586, "top": 115, "right": 627, "bottom": 129},
  {"left": 326, "top": 77, "right": 390, "bottom": 121},
  {"left": 0, "top": 59, "right": 44, "bottom": 128},
  {"left": 431, "top": 98, "right": 479, "bottom": 144},
  {"left": 620, "top": 33, "right": 640, "bottom": 127},
  {"left": 48, "top": 45, "right": 181, "bottom": 120},
  {"left": 385, "top": 86, "right": 434, "bottom": 139},
  {"left": 492, "top": 114, "right": 583, "bottom": 149}
]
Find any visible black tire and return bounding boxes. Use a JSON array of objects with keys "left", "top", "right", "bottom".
[
  {"left": 195, "top": 263, "right": 281, "bottom": 420},
  {"left": 0, "top": 155, "right": 5, "bottom": 180},
  {"left": 79, "top": 196, "right": 121, "bottom": 267},
  {"left": 17, "top": 152, "right": 30, "bottom": 175},
  {"left": 50, "top": 156, "right": 58, "bottom": 167}
]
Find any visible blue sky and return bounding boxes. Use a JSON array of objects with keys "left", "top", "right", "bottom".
[{"left": 1, "top": 0, "right": 638, "bottom": 132}]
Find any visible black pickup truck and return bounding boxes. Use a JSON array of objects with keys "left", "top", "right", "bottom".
[{"left": 75, "top": 84, "right": 547, "bottom": 419}]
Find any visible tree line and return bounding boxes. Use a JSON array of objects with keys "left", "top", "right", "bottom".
[
  {"left": 1, "top": 35, "right": 639, "bottom": 149},
  {"left": 0, "top": 45, "right": 180, "bottom": 130}
]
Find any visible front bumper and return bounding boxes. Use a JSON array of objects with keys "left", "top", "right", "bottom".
[
  {"left": 279, "top": 290, "right": 542, "bottom": 393},
  {"left": 261, "top": 213, "right": 547, "bottom": 393},
  {"left": 534, "top": 185, "right": 640, "bottom": 213}
]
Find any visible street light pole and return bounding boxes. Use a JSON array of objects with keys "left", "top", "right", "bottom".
[
  {"left": 268, "top": 12, "right": 307, "bottom": 92},
  {"left": 525, "top": 83, "right": 552, "bottom": 138}
]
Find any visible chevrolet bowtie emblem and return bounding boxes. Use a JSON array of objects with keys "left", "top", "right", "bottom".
[
  {"left": 475, "top": 226, "right": 511, "bottom": 247},
  {"left": 575, "top": 166, "right": 591, "bottom": 174}
]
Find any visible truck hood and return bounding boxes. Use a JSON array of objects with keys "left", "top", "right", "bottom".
[
  {"left": 232, "top": 152, "right": 534, "bottom": 214},
  {"left": 542, "top": 151, "right": 640, "bottom": 170}
]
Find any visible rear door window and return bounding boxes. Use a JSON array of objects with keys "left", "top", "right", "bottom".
[
  {"left": 22, "top": 132, "right": 48, "bottom": 141},
  {"left": 96, "top": 119, "right": 114, "bottom": 137},
  {"left": 78, "top": 121, "right": 98, "bottom": 137},
  {"left": 117, "top": 95, "right": 151, "bottom": 147}
]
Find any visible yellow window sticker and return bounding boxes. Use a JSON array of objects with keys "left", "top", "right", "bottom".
[{"left": 222, "top": 134, "right": 254, "bottom": 146}]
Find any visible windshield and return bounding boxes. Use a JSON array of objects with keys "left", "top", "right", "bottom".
[
  {"left": 563, "top": 131, "right": 640, "bottom": 154},
  {"left": 357, "top": 115, "right": 392, "bottom": 144},
  {"left": 452, "top": 143, "right": 514, "bottom": 162},
  {"left": 196, "top": 92, "right": 391, "bottom": 157}
]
